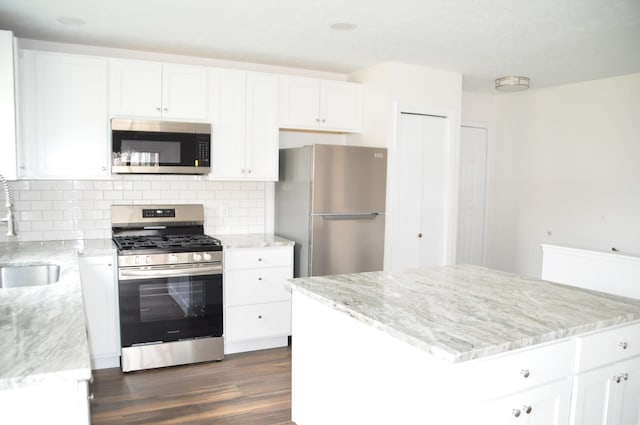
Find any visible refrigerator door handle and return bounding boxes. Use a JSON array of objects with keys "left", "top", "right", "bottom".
[{"left": 312, "top": 212, "right": 384, "bottom": 220}]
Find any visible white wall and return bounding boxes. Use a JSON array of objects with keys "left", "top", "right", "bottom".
[{"left": 463, "top": 73, "right": 640, "bottom": 277}]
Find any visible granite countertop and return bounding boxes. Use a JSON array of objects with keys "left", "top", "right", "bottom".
[
  {"left": 0, "top": 239, "right": 116, "bottom": 390},
  {"left": 217, "top": 233, "right": 295, "bottom": 249},
  {"left": 288, "top": 264, "right": 640, "bottom": 363}
]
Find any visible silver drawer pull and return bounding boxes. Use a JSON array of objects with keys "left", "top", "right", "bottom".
[
  {"left": 619, "top": 341, "right": 628, "bottom": 350},
  {"left": 520, "top": 369, "right": 530, "bottom": 378}
]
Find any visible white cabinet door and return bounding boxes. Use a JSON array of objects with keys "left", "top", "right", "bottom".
[
  {"left": 209, "top": 68, "right": 246, "bottom": 179},
  {"left": 320, "top": 79, "right": 362, "bottom": 132},
  {"left": 475, "top": 380, "right": 571, "bottom": 425},
  {"left": 110, "top": 59, "right": 208, "bottom": 120},
  {"left": 19, "top": 50, "right": 110, "bottom": 179},
  {"left": 109, "top": 59, "right": 162, "bottom": 118},
  {"left": 209, "top": 70, "right": 279, "bottom": 180},
  {"left": 278, "top": 75, "right": 320, "bottom": 129},
  {"left": 79, "top": 255, "right": 120, "bottom": 370},
  {"left": 278, "top": 75, "right": 362, "bottom": 133},
  {"left": 245, "top": 72, "right": 278, "bottom": 179},
  {"left": 571, "top": 356, "right": 640, "bottom": 425},
  {"left": 0, "top": 30, "right": 17, "bottom": 180},
  {"left": 161, "top": 64, "right": 208, "bottom": 120}
]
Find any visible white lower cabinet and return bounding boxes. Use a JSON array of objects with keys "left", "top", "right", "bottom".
[
  {"left": 475, "top": 380, "right": 571, "bottom": 425},
  {"left": 569, "top": 321, "right": 640, "bottom": 425},
  {"left": 0, "top": 378, "right": 91, "bottom": 424},
  {"left": 570, "top": 355, "right": 640, "bottom": 425},
  {"left": 78, "top": 254, "right": 120, "bottom": 369},
  {"left": 223, "top": 246, "right": 293, "bottom": 354}
]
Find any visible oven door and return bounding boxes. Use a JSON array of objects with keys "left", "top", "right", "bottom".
[{"left": 118, "top": 271, "right": 223, "bottom": 347}]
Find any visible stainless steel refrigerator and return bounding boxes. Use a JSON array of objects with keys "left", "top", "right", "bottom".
[{"left": 275, "top": 144, "right": 387, "bottom": 277}]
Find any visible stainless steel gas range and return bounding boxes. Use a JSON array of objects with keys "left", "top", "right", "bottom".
[{"left": 112, "top": 204, "right": 224, "bottom": 372}]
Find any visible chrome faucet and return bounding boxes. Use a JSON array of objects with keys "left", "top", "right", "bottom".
[{"left": 0, "top": 174, "right": 16, "bottom": 236}]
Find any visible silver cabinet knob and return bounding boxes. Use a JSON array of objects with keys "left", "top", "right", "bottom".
[
  {"left": 612, "top": 375, "right": 622, "bottom": 383},
  {"left": 101, "top": 166, "right": 107, "bottom": 171},
  {"left": 258, "top": 258, "right": 263, "bottom": 262},
  {"left": 523, "top": 405, "right": 532, "bottom": 415},
  {"left": 619, "top": 341, "right": 628, "bottom": 349},
  {"left": 155, "top": 107, "right": 161, "bottom": 111},
  {"left": 258, "top": 315, "right": 263, "bottom": 319},
  {"left": 521, "top": 369, "right": 530, "bottom": 378},
  {"left": 88, "top": 393, "right": 95, "bottom": 401},
  {"left": 247, "top": 169, "right": 252, "bottom": 174},
  {"left": 623, "top": 373, "right": 629, "bottom": 381},
  {"left": 512, "top": 409, "right": 521, "bottom": 418},
  {"left": 241, "top": 169, "right": 246, "bottom": 174},
  {"left": 418, "top": 233, "right": 423, "bottom": 238},
  {"left": 258, "top": 277, "right": 263, "bottom": 281},
  {"left": 321, "top": 118, "right": 326, "bottom": 123},
  {"left": 316, "top": 118, "right": 320, "bottom": 123},
  {"left": 163, "top": 108, "right": 168, "bottom": 112}
]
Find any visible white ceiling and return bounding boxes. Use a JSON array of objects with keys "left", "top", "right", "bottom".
[{"left": 1, "top": 0, "right": 639, "bottom": 93}]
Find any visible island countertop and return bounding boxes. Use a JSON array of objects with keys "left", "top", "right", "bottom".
[{"left": 288, "top": 264, "right": 640, "bottom": 363}]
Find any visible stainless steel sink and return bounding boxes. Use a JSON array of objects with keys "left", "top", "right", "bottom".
[{"left": 0, "top": 264, "right": 61, "bottom": 288}]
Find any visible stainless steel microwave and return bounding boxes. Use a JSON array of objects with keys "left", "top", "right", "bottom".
[{"left": 111, "top": 119, "right": 211, "bottom": 174}]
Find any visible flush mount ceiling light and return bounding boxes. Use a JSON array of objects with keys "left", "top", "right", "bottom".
[
  {"left": 495, "top": 76, "right": 530, "bottom": 92},
  {"left": 330, "top": 22, "right": 357, "bottom": 31}
]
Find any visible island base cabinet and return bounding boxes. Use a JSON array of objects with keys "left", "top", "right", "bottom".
[
  {"left": 570, "top": 355, "right": 640, "bottom": 425},
  {"left": 292, "top": 290, "right": 480, "bottom": 425},
  {"left": 292, "top": 290, "right": 575, "bottom": 425},
  {"left": 0, "top": 379, "right": 90, "bottom": 424}
]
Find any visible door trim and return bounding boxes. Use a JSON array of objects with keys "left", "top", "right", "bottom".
[{"left": 386, "top": 102, "right": 459, "bottom": 271}]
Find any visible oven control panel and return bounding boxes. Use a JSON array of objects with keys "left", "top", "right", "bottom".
[
  {"left": 142, "top": 208, "right": 176, "bottom": 218},
  {"left": 118, "top": 251, "right": 223, "bottom": 268}
]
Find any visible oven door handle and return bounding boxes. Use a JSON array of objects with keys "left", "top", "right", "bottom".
[{"left": 119, "top": 265, "right": 222, "bottom": 280}]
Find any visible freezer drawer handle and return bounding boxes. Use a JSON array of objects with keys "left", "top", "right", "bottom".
[{"left": 313, "top": 212, "right": 383, "bottom": 220}]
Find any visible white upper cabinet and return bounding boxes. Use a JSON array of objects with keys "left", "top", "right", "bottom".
[
  {"left": 279, "top": 76, "right": 362, "bottom": 133},
  {"left": 19, "top": 50, "right": 110, "bottom": 179},
  {"left": 110, "top": 59, "right": 208, "bottom": 121},
  {"left": 209, "top": 69, "right": 278, "bottom": 180},
  {"left": 0, "top": 30, "right": 17, "bottom": 180}
]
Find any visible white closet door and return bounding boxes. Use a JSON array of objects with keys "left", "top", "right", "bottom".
[
  {"left": 393, "top": 112, "right": 449, "bottom": 270},
  {"left": 456, "top": 125, "right": 488, "bottom": 265}
]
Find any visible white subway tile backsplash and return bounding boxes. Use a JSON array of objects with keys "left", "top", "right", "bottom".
[{"left": 1, "top": 177, "right": 267, "bottom": 243}]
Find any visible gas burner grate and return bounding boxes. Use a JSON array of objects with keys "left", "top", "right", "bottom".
[{"left": 114, "top": 234, "right": 222, "bottom": 253}]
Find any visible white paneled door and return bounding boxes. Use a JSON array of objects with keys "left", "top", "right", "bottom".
[
  {"left": 456, "top": 125, "right": 488, "bottom": 265},
  {"left": 392, "top": 112, "right": 450, "bottom": 270}
]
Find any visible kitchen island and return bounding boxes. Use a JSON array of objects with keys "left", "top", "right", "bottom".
[{"left": 288, "top": 265, "right": 640, "bottom": 425}]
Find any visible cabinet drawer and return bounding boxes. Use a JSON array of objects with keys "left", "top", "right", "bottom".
[
  {"left": 224, "top": 247, "right": 292, "bottom": 270},
  {"left": 575, "top": 321, "right": 640, "bottom": 373},
  {"left": 454, "top": 340, "right": 574, "bottom": 402},
  {"left": 225, "top": 267, "right": 292, "bottom": 306},
  {"left": 225, "top": 302, "right": 291, "bottom": 341}
]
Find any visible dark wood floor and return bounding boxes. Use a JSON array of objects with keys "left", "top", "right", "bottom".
[{"left": 90, "top": 346, "right": 294, "bottom": 425}]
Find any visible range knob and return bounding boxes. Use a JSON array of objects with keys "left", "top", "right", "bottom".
[
  {"left": 203, "top": 252, "right": 212, "bottom": 261},
  {"left": 134, "top": 256, "right": 140, "bottom": 265},
  {"left": 169, "top": 254, "right": 178, "bottom": 263},
  {"left": 193, "top": 253, "right": 202, "bottom": 262},
  {"left": 145, "top": 256, "right": 152, "bottom": 265}
]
